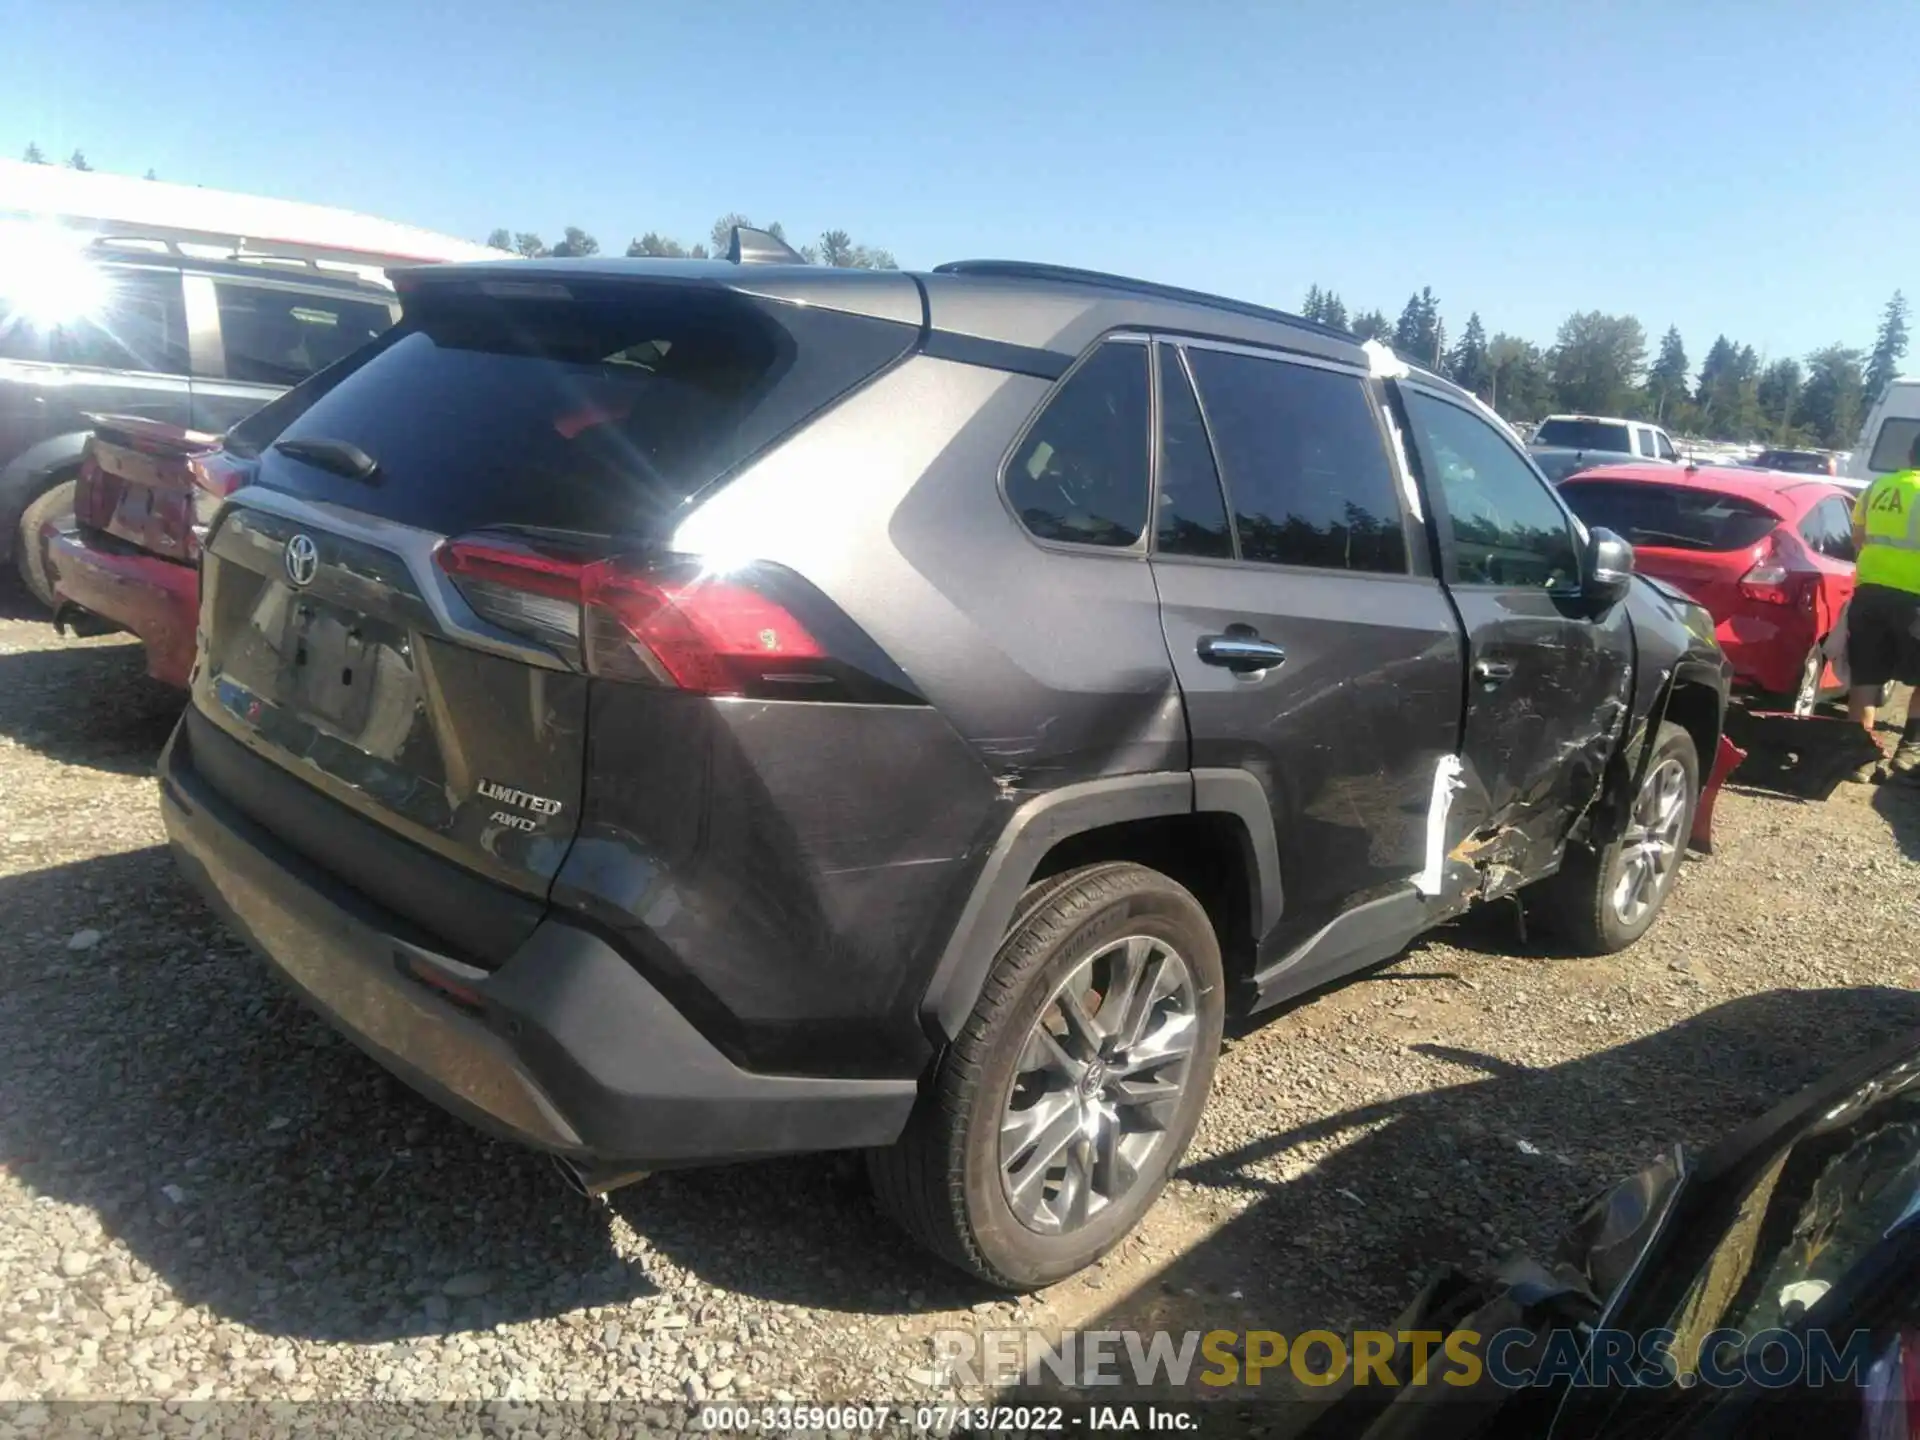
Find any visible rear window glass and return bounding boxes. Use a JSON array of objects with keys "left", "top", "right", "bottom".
[
  {"left": 1560, "top": 480, "right": 1780, "bottom": 552},
  {"left": 1868, "top": 418, "right": 1920, "bottom": 474},
  {"left": 1533, "top": 418, "right": 1634, "bottom": 451},
  {"left": 246, "top": 282, "right": 916, "bottom": 535}
]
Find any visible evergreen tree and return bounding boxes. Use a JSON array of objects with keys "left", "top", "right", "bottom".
[
  {"left": 1320, "top": 293, "right": 1348, "bottom": 332},
  {"left": 1393, "top": 288, "right": 1443, "bottom": 365},
  {"left": 1645, "top": 326, "right": 1690, "bottom": 423},
  {"left": 1866, "top": 291, "right": 1910, "bottom": 404},
  {"left": 1350, "top": 309, "right": 1391, "bottom": 343},
  {"left": 1445, "top": 312, "right": 1491, "bottom": 398}
]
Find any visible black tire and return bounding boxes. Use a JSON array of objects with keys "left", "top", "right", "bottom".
[
  {"left": 1535, "top": 721, "right": 1700, "bottom": 955},
  {"left": 15, "top": 476, "right": 77, "bottom": 609},
  {"left": 868, "top": 862, "right": 1224, "bottom": 1289}
]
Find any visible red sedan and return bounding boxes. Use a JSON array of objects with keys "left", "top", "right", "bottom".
[{"left": 1559, "top": 463, "right": 1859, "bottom": 712}]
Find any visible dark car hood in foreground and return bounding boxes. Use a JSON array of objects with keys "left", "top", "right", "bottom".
[{"left": 1301, "top": 1030, "right": 1920, "bottom": 1439}]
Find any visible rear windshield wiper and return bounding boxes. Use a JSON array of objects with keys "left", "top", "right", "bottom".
[{"left": 272, "top": 437, "right": 381, "bottom": 484}]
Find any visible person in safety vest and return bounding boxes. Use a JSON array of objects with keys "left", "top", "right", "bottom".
[{"left": 1849, "top": 431, "right": 1920, "bottom": 782}]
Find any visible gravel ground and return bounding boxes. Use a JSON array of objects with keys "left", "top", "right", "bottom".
[{"left": 1, "top": 602, "right": 1917, "bottom": 1415}]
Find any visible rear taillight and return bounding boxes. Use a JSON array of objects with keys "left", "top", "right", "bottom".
[
  {"left": 435, "top": 537, "right": 826, "bottom": 696},
  {"left": 187, "top": 452, "right": 254, "bottom": 557},
  {"left": 1739, "top": 537, "right": 1793, "bottom": 604}
]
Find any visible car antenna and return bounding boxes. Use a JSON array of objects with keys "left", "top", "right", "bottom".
[{"left": 727, "top": 225, "right": 806, "bottom": 266}]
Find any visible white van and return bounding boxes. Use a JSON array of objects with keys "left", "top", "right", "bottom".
[{"left": 1844, "top": 377, "right": 1920, "bottom": 492}]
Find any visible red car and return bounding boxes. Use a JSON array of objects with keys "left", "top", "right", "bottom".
[
  {"left": 1559, "top": 463, "right": 1859, "bottom": 712},
  {"left": 45, "top": 419, "right": 250, "bottom": 688}
]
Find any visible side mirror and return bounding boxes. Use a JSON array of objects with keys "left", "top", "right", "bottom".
[{"left": 1585, "top": 526, "right": 1635, "bottom": 608}]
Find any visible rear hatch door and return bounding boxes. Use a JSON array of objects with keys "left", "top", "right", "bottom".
[
  {"left": 1559, "top": 477, "right": 1783, "bottom": 615},
  {"left": 191, "top": 269, "right": 920, "bottom": 962}
]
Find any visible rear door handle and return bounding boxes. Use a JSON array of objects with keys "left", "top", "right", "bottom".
[
  {"left": 1474, "top": 658, "right": 1516, "bottom": 687},
  {"left": 1198, "top": 632, "right": 1287, "bottom": 674}
]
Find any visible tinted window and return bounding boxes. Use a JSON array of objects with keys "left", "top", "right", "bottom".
[
  {"left": 1867, "top": 418, "right": 1920, "bottom": 473},
  {"left": 1563, "top": 480, "right": 1781, "bottom": 553},
  {"left": 1007, "top": 341, "right": 1149, "bottom": 548},
  {"left": 213, "top": 280, "right": 394, "bottom": 386},
  {"left": 1655, "top": 432, "right": 1679, "bottom": 461},
  {"left": 1153, "top": 345, "right": 1232, "bottom": 559},
  {"left": 1801, "top": 496, "right": 1857, "bottom": 561},
  {"left": 51, "top": 267, "right": 187, "bottom": 373},
  {"left": 253, "top": 281, "right": 918, "bottom": 536},
  {"left": 1406, "top": 390, "right": 1579, "bottom": 587},
  {"left": 1533, "top": 418, "right": 1634, "bottom": 451},
  {"left": 1185, "top": 348, "right": 1405, "bottom": 573},
  {"left": 0, "top": 265, "right": 185, "bottom": 372}
]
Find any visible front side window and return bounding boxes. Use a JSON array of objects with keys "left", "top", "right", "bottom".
[
  {"left": 1005, "top": 341, "right": 1150, "bottom": 548},
  {"left": 1656, "top": 432, "right": 1679, "bottom": 461},
  {"left": 212, "top": 280, "right": 395, "bottom": 386},
  {"left": 1184, "top": 347, "right": 1406, "bottom": 573},
  {"left": 1405, "top": 388, "right": 1580, "bottom": 588}
]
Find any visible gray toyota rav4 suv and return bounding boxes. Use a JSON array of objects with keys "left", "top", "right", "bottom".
[{"left": 158, "top": 232, "right": 1733, "bottom": 1288}]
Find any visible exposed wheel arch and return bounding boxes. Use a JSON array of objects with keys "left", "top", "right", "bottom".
[{"left": 919, "top": 772, "right": 1280, "bottom": 1039}]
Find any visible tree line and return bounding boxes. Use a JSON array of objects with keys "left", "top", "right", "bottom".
[
  {"left": 486, "top": 213, "right": 897, "bottom": 269},
  {"left": 19, "top": 142, "right": 156, "bottom": 180},
  {"left": 1301, "top": 282, "right": 1910, "bottom": 449},
  {"left": 21, "top": 135, "right": 1902, "bottom": 441}
]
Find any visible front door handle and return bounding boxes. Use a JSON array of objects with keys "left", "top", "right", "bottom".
[
  {"left": 1198, "top": 631, "right": 1287, "bottom": 674},
  {"left": 1474, "top": 658, "right": 1516, "bottom": 687}
]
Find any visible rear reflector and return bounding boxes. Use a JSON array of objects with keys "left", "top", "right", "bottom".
[{"left": 435, "top": 536, "right": 824, "bottom": 696}]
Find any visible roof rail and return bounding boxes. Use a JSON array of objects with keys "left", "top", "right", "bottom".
[
  {"left": 932, "top": 260, "right": 1356, "bottom": 344},
  {"left": 727, "top": 225, "right": 807, "bottom": 266},
  {"left": 87, "top": 233, "right": 397, "bottom": 286}
]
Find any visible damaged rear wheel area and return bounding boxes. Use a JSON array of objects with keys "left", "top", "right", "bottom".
[{"left": 1532, "top": 720, "right": 1700, "bottom": 955}]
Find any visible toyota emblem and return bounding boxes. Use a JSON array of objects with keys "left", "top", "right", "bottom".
[{"left": 284, "top": 533, "right": 319, "bottom": 588}]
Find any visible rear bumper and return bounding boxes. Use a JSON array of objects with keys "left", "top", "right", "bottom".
[
  {"left": 157, "top": 713, "right": 918, "bottom": 1167},
  {"left": 45, "top": 526, "right": 198, "bottom": 688}
]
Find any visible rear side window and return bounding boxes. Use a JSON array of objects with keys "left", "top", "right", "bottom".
[
  {"left": 0, "top": 265, "right": 187, "bottom": 373},
  {"left": 212, "top": 280, "right": 394, "bottom": 386},
  {"left": 1006, "top": 341, "right": 1150, "bottom": 548},
  {"left": 1799, "top": 496, "right": 1857, "bottom": 560},
  {"left": 1185, "top": 348, "right": 1406, "bottom": 573},
  {"left": 1533, "top": 418, "right": 1632, "bottom": 451},
  {"left": 1153, "top": 345, "right": 1232, "bottom": 559},
  {"left": 252, "top": 281, "right": 917, "bottom": 536},
  {"left": 1560, "top": 480, "right": 1780, "bottom": 552},
  {"left": 1868, "top": 417, "right": 1920, "bottom": 474}
]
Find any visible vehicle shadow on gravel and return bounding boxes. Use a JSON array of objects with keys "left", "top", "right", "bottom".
[
  {"left": 1872, "top": 781, "right": 1920, "bottom": 860},
  {"left": 0, "top": 642, "right": 182, "bottom": 775},
  {"left": 0, "top": 846, "right": 987, "bottom": 1344},
  {"left": 1066, "top": 985, "right": 1920, "bottom": 1352}
]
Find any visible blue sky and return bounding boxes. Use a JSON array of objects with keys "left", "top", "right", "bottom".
[{"left": 3, "top": 1, "right": 1913, "bottom": 370}]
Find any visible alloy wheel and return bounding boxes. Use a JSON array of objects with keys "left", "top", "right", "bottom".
[
  {"left": 1611, "top": 755, "right": 1690, "bottom": 927},
  {"left": 997, "top": 934, "right": 1198, "bottom": 1235}
]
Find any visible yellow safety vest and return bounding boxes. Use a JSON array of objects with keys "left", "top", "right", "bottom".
[{"left": 1856, "top": 468, "right": 1920, "bottom": 595}]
